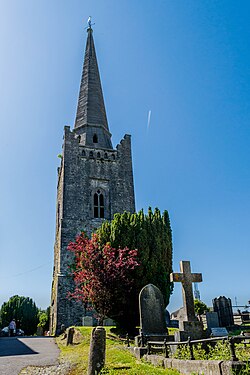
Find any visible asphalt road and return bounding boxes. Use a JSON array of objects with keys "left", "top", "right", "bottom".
[{"left": 0, "top": 336, "right": 60, "bottom": 375}]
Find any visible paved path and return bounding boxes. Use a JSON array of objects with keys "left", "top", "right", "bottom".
[{"left": 0, "top": 336, "right": 60, "bottom": 375}]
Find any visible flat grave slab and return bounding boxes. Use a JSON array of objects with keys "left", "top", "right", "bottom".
[{"left": 211, "top": 327, "right": 228, "bottom": 337}]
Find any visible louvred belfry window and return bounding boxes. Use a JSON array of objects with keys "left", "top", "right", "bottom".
[{"left": 94, "top": 190, "right": 104, "bottom": 218}]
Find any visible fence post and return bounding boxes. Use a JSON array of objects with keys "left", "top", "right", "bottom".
[
  {"left": 187, "top": 336, "right": 194, "bottom": 360},
  {"left": 242, "top": 332, "right": 247, "bottom": 349},
  {"left": 229, "top": 337, "right": 238, "bottom": 362},
  {"left": 164, "top": 338, "right": 169, "bottom": 358},
  {"left": 147, "top": 342, "right": 151, "bottom": 355},
  {"left": 126, "top": 333, "right": 130, "bottom": 347},
  {"left": 141, "top": 332, "right": 145, "bottom": 347}
]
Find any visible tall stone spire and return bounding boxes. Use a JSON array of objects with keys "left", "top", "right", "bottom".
[{"left": 74, "top": 25, "right": 112, "bottom": 149}]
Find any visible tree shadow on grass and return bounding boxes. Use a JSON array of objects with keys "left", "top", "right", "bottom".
[
  {"left": 112, "top": 366, "right": 132, "bottom": 370},
  {"left": 0, "top": 338, "right": 38, "bottom": 357}
]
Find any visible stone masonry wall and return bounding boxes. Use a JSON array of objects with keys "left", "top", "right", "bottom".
[{"left": 50, "top": 126, "right": 135, "bottom": 335}]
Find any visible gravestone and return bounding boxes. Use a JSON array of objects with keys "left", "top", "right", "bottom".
[
  {"left": 61, "top": 324, "right": 66, "bottom": 333},
  {"left": 137, "top": 284, "right": 168, "bottom": 345},
  {"left": 211, "top": 327, "right": 228, "bottom": 337},
  {"left": 87, "top": 327, "right": 106, "bottom": 375},
  {"left": 206, "top": 311, "right": 219, "bottom": 330},
  {"left": 103, "top": 318, "right": 115, "bottom": 326},
  {"left": 170, "top": 260, "right": 204, "bottom": 341},
  {"left": 83, "top": 316, "right": 93, "bottom": 326},
  {"left": 66, "top": 327, "right": 74, "bottom": 346},
  {"left": 213, "top": 296, "right": 234, "bottom": 327},
  {"left": 165, "top": 308, "right": 170, "bottom": 326},
  {"left": 241, "top": 310, "right": 250, "bottom": 323}
]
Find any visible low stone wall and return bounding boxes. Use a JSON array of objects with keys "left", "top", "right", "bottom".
[{"left": 134, "top": 352, "right": 246, "bottom": 375}]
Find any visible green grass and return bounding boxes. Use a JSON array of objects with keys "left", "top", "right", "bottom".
[
  {"left": 57, "top": 327, "right": 180, "bottom": 375},
  {"left": 172, "top": 340, "right": 250, "bottom": 362},
  {"left": 168, "top": 327, "right": 179, "bottom": 335},
  {"left": 57, "top": 326, "right": 250, "bottom": 374}
]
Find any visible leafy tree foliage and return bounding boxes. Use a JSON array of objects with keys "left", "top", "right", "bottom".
[
  {"left": 0, "top": 295, "right": 39, "bottom": 335},
  {"left": 37, "top": 307, "right": 50, "bottom": 333},
  {"left": 194, "top": 299, "right": 209, "bottom": 316},
  {"left": 68, "top": 233, "right": 139, "bottom": 324},
  {"left": 96, "top": 207, "right": 173, "bottom": 331}
]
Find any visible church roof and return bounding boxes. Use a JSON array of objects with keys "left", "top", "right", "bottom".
[{"left": 74, "top": 26, "right": 109, "bottom": 131}]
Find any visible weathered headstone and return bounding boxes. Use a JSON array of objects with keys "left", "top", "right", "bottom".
[
  {"left": 137, "top": 284, "right": 168, "bottom": 345},
  {"left": 82, "top": 316, "right": 93, "bottom": 326},
  {"left": 211, "top": 327, "right": 228, "bottom": 337},
  {"left": 170, "top": 260, "right": 204, "bottom": 341},
  {"left": 60, "top": 324, "right": 66, "bottom": 333},
  {"left": 66, "top": 327, "right": 74, "bottom": 346},
  {"left": 241, "top": 310, "right": 250, "bottom": 323},
  {"left": 206, "top": 311, "right": 219, "bottom": 330},
  {"left": 87, "top": 326, "right": 106, "bottom": 375},
  {"left": 103, "top": 318, "right": 115, "bottom": 326},
  {"left": 165, "top": 308, "right": 170, "bottom": 326},
  {"left": 213, "top": 296, "right": 234, "bottom": 327}
]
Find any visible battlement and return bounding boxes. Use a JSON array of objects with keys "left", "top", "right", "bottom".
[{"left": 116, "top": 134, "right": 131, "bottom": 151}]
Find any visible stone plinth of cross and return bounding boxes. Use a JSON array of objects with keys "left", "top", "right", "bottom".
[{"left": 170, "top": 261, "right": 202, "bottom": 321}]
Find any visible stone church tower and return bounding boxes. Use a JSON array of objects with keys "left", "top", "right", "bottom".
[{"left": 50, "top": 25, "right": 135, "bottom": 334}]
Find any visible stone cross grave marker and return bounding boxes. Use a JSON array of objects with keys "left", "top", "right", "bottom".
[{"left": 170, "top": 260, "right": 202, "bottom": 322}]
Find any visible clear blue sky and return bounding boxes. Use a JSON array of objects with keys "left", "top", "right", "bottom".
[{"left": 0, "top": 0, "right": 250, "bottom": 313}]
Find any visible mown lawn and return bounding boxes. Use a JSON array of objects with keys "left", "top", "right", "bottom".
[{"left": 57, "top": 327, "right": 180, "bottom": 375}]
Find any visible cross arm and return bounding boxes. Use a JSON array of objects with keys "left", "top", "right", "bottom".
[
  {"left": 191, "top": 273, "right": 202, "bottom": 283},
  {"left": 170, "top": 273, "right": 184, "bottom": 282}
]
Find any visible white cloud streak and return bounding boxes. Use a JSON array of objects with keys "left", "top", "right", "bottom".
[{"left": 147, "top": 110, "right": 151, "bottom": 131}]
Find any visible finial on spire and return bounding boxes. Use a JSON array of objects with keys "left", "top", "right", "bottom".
[{"left": 87, "top": 16, "right": 95, "bottom": 31}]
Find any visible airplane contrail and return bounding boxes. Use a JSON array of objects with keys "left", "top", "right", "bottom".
[{"left": 147, "top": 110, "right": 151, "bottom": 131}]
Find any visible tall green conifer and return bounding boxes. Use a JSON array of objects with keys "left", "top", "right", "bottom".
[
  {"left": 96, "top": 207, "right": 173, "bottom": 332},
  {"left": 0, "top": 295, "right": 39, "bottom": 335}
]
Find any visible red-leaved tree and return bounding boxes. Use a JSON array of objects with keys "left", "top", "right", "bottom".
[{"left": 68, "top": 232, "right": 139, "bottom": 325}]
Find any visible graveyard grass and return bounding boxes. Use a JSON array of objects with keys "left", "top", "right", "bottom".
[
  {"left": 173, "top": 339, "right": 250, "bottom": 361},
  {"left": 57, "top": 327, "right": 180, "bottom": 375}
]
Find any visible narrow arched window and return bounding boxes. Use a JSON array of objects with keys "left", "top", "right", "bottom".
[
  {"left": 94, "top": 190, "right": 104, "bottom": 218},
  {"left": 97, "top": 152, "right": 101, "bottom": 159},
  {"left": 82, "top": 150, "right": 86, "bottom": 156},
  {"left": 104, "top": 153, "right": 108, "bottom": 159},
  {"left": 93, "top": 134, "right": 98, "bottom": 143},
  {"left": 57, "top": 204, "right": 60, "bottom": 229},
  {"left": 89, "top": 151, "right": 94, "bottom": 158}
]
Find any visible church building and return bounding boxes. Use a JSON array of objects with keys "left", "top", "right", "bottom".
[{"left": 50, "top": 24, "right": 135, "bottom": 334}]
